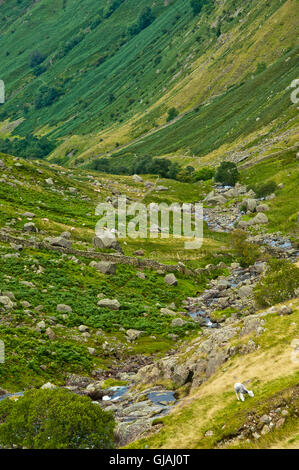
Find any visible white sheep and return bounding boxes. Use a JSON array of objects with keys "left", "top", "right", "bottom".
[{"left": 234, "top": 382, "right": 254, "bottom": 402}]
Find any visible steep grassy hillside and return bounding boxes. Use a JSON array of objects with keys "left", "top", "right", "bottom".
[
  {"left": 127, "top": 301, "right": 299, "bottom": 449},
  {"left": 0, "top": 0, "right": 298, "bottom": 169}
]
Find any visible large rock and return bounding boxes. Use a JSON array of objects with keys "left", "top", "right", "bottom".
[
  {"left": 46, "top": 237, "right": 72, "bottom": 249},
  {"left": 37, "top": 320, "right": 46, "bottom": 330},
  {"left": 238, "top": 285, "right": 253, "bottom": 298},
  {"left": 132, "top": 174, "right": 143, "bottom": 183},
  {"left": 206, "top": 195, "right": 227, "bottom": 205},
  {"left": 41, "top": 382, "right": 57, "bottom": 390},
  {"left": 85, "top": 383, "right": 103, "bottom": 400},
  {"left": 249, "top": 213, "right": 269, "bottom": 225},
  {"left": 93, "top": 233, "right": 121, "bottom": 251},
  {"left": 23, "top": 222, "right": 38, "bottom": 233},
  {"left": 256, "top": 204, "right": 269, "bottom": 213},
  {"left": 56, "top": 304, "right": 73, "bottom": 313},
  {"left": 244, "top": 198, "right": 257, "bottom": 212},
  {"left": 164, "top": 273, "right": 177, "bottom": 286},
  {"left": 0, "top": 296, "right": 14, "bottom": 309},
  {"left": 160, "top": 308, "right": 177, "bottom": 316},
  {"left": 97, "top": 298, "right": 120, "bottom": 310},
  {"left": 171, "top": 318, "right": 187, "bottom": 327},
  {"left": 126, "top": 329, "right": 143, "bottom": 341},
  {"left": 116, "top": 420, "right": 153, "bottom": 447},
  {"left": 94, "top": 261, "right": 116, "bottom": 275}
]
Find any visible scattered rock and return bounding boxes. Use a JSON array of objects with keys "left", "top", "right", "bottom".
[
  {"left": 78, "top": 325, "right": 89, "bottom": 332},
  {"left": 261, "top": 425, "right": 270, "bottom": 435},
  {"left": 171, "top": 318, "right": 187, "bottom": 327},
  {"left": 23, "top": 222, "right": 38, "bottom": 233},
  {"left": 45, "top": 327, "right": 55, "bottom": 340},
  {"left": 97, "top": 298, "right": 120, "bottom": 310},
  {"left": 244, "top": 198, "right": 257, "bottom": 212},
  {"left": 164, "top": 273, "right": 177, "bottom": 286},
  {"left": 132, "top": 174, "right": 143, "bottom": 183},
  {"left": 256, "top": 204, "right": 269, "bottom": 213},
  {"left": 85, "top": 383, "right": 103, "bottom": 400},
  {"left": 275, "top": 418, "right": 285, "bottom": 429},
  {"left": 126, "top": 329, "right": 143, "bottom": 341},
  {"left": 41, "top": 382, "right": 56, "bottom": 390},
  {"left": 133, "top": 250, "right": 145, "bottom": 256},
  {"left": 56, "top": 304, "right": 72, "bottom": 313},
  {"left": 279, "top": 305, "right": 293, "bottom": 316},
  {"left": 0, "top": 296, "right": 14, "bottom": 309},
  {"left": 160, "top": 308, "right": 177, "bottom": 316},
  {"left": 238, "top": 286, "right": 253, "bottom": 298},
  {"left": 249, "top": 213, "right": 269, "bottom": 225},
  {"left": 94, "top": 261, "right": 116, "bottom": 275},
  {"left": 37, "top": 320, "right": 46, "bottom": 330}
]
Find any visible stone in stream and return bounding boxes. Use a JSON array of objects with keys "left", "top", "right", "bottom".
[{"left": 85, "top": 383, "right": 103, "bottom": 400}]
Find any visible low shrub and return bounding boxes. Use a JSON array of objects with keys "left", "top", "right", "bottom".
[
  {"left": 0, "top": 389, "right": 115, "bottom": 449},
  {"left": 231, "top": 229, "right": 261, "bottom": 267},
  {"left": 248, "top": 180, "right": 277, "bottom": 198},
  {"left": 254, "top": 259, "right": 299, "bottom": 308},
  {"left": 193, "top": 167, "right": 215, "bottom": 181},
  {"left": 215, "top": 161, "right": 239, "bottom": 187}
]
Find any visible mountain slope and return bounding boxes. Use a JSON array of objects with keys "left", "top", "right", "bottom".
[{"left": 0, "top": 0, "right": 298, "bottom": 169}]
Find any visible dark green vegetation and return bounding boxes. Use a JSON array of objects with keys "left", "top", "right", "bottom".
[
  {"left": 0, "top": 135, "right": 55, "bottom": 160},
  {"left": 230, "top": 230, "right": 261, "bottom": 268},
  {"left": 0, "top": 389, "right": 115, "bottom": 449},
  {"left": 114, "top": 46, "right": 298, "bottom": 162},
  {"left": 254, "top": 259, "right": 299, "bottom": 308},
  {"left": 215, "top": 161, "right": 239, "bottom": 187}
]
